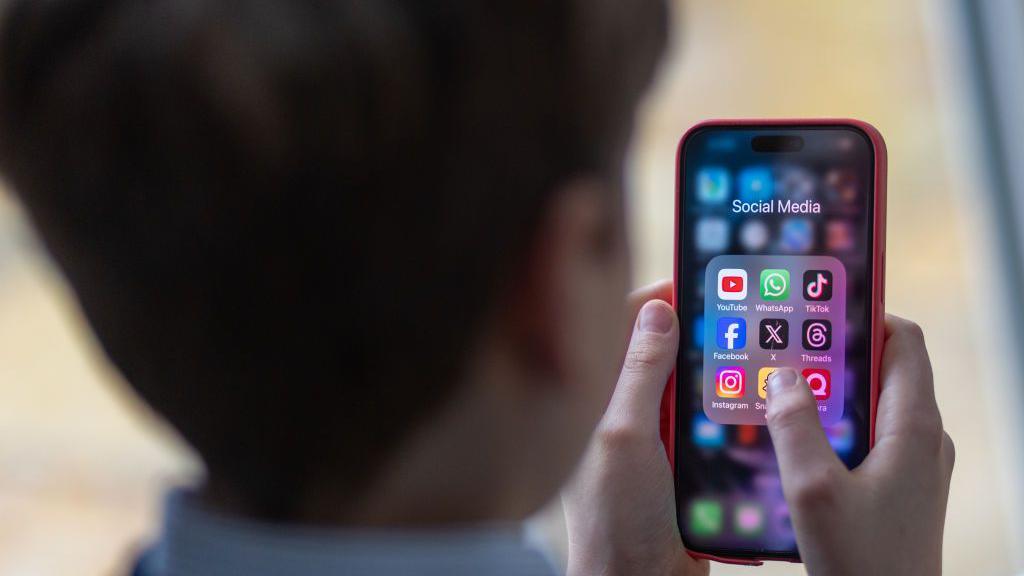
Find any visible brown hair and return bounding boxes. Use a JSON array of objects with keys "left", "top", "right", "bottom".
[{"left": 0, "top": 0, "right": 666, "bottom": 517}]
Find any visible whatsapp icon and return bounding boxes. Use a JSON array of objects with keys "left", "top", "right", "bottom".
[{"left": 760, "top": 269, "right": 790, "bottom": 301}]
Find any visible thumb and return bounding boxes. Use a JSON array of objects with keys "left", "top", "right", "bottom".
[
  {"left": 765, "top": 369, "right": 844, "bottom": 496},
  {"left": 603, "top": 299, "right": 678, "bottom": 433}
]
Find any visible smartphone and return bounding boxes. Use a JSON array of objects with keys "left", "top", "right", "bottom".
[{"left": 664, "top": 120, "right": 886, "bottom": 564}]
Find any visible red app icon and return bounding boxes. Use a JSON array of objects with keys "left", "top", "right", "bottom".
[
  {"left": 802, "top": 368, "right": 831, "bottom": 400},
  {"left": 737, "top": 425, "right": 758, "bottom": 446},
  {"left": 717, "top": 268, "right": 747, "bottom": 300},
  {"left": 826, "top": 220, "right": 855, "bottom": 252}
]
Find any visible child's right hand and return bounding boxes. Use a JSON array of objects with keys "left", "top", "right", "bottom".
[{"left": 766, "top": 315, "right": 955, "bottom": 576}]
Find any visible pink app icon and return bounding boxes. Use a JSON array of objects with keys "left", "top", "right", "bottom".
[{"left": 716, "top": 366, "right": 746, "bottom": 398}]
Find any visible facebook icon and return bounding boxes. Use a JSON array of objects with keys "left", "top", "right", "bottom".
[{"left": 716, "top": 317, "right": 747, "bottom": 350}]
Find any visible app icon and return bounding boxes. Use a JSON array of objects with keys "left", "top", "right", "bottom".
[
  {"left": 826, "top": 220, "right": 855, "bottom": 252},
  {"left": 757, "top": 367, "right": 779, "bottom": 399},
  {"left": 759, "top": 318, "right": 789, "bottom": 350},
  {"left": 779, "top": 218, "right": 814, "bottom": 253},
  {"left": 826, "top": 418, "right": 854, "bottom": 455},
  {"left": 825, "top": 169, "right": 858, "bottom": 205},
  {"left": 777, "top": 165, "right": 815, "bottom": 202},
  {"left": 692, "top": 316, "right": 705, "bottom": 349},
  {"left": 689, "top": 499, "right": 724, "bottom": 537},
  {"left": 759, "top": 269, "right": 790, "bottom": 300},
  {"left": 734, "top": 502, "right": 766, "bottom": 537},
  {"left": 696, "top": 218, "right": 730, "bottom": 253},
  {"left": 803, "top": 270, "right": 834, "bottom": 301},
  {"left": 716, "top": 366, "right": 746, "bottom": 398},
  {"left": 802, "top": 368, "right": 831, "bottom": 399},
  {"left": 716, "top": 317, "right": 747, "bottom": 350},
  {"left": 737, "top": 424, "right": 758, "bottom": 446},
  {"left": 739, "top": 166, "right": 774, "bottom": 202},
  {"left": 717, "top": 268, "right": 747, "bottom": 300},
  {"left": 739, "top": 220, "right": 770, "bottom": 251},
  {"left": 802, "top": 319, "right": 832, "bottom": 351},
  {"left": 697, "top": 167, "right": 730, "bottom": 204},
  {"left": 692, "top": 414, "right": 726, "bottom": 449}
]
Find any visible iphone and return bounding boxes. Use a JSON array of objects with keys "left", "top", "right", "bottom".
[{"left": 666, "top": 120, "right": 886, "bottom": 564}]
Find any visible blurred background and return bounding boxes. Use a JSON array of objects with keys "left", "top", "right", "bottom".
[{"left": 1, "top": 0, "right": 1023, "bottom": 574}]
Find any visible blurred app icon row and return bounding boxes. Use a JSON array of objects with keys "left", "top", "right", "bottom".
[
  {"left": 697, "top": 166, "right": 859, "bottom": 205},
  {"left": 692, "top": 414, "right": 760, "bottom": 449},
  {"left": 697, "top": 166, "right": 772, "bottom": 204},
  {"left": 693, "top": 411, "right": 854, "bottom": 455},
  {"left": 695, "top": 217, "right": 855, "bottom": 254},
  {"left": 688, "top": 498, "right": 772, "bottom": 539}
]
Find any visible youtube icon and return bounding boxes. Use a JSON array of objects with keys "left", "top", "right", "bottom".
[{"left": 717, "top": 268, "right": 748, "bottom": 300}]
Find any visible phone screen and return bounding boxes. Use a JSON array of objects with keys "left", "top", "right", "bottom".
[{"left": 675, "top": 125, "right": 877, "bottom": 558}]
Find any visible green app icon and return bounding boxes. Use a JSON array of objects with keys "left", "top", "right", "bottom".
[
  {"left": 760, "top": 269, "right": 790, "bottom": 300},
  {"left": 689, "top": 499, "right": 723, "bottom": 536}
]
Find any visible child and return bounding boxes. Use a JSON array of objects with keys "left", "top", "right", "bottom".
[{"left": 0, "top": 1, "right": 952, "bottom": 574}]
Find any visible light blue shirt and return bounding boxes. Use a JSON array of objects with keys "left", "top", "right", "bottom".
[{"left": 136, "top": 491, "right": 559, "bottom": 576}]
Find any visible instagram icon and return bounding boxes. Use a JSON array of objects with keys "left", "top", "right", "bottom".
[{"left": 715, "top": 366, "right": 746, "bottom": 398}]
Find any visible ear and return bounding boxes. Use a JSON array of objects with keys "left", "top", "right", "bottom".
[{"left": 502, "top": 177, "right": 628, "bottom": 386}]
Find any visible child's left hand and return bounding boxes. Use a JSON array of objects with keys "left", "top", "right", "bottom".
[{"left": 562, "top": 280, "right": 708, "bottom": 576}]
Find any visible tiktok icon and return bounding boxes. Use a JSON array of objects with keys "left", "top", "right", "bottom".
[{"left": 803, "top": 269, "right": 833, "bottom": 301}]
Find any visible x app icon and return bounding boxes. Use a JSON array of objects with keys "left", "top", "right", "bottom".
[{"left": 759, "top": 318, "right": 789, "bottom": 350}]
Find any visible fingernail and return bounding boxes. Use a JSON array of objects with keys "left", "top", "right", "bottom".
[
  {"left": 639, "top": 301, "right": 673, "bottom": 334},
  {"left": 768, "top": 368, "right": 798, "bottom": 396}
]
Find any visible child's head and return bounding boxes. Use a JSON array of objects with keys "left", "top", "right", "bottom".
[{"left": 0, "top": 0, "right": 667, "bottom": 520}]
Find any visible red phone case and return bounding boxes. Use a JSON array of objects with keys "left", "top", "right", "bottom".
[{"left": 660, "top": 118, "right": 887, "bottom": 566}]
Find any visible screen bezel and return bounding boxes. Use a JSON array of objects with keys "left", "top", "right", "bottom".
[{"left": 673, "top": 122, "right": 880, "bottom": 562}]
